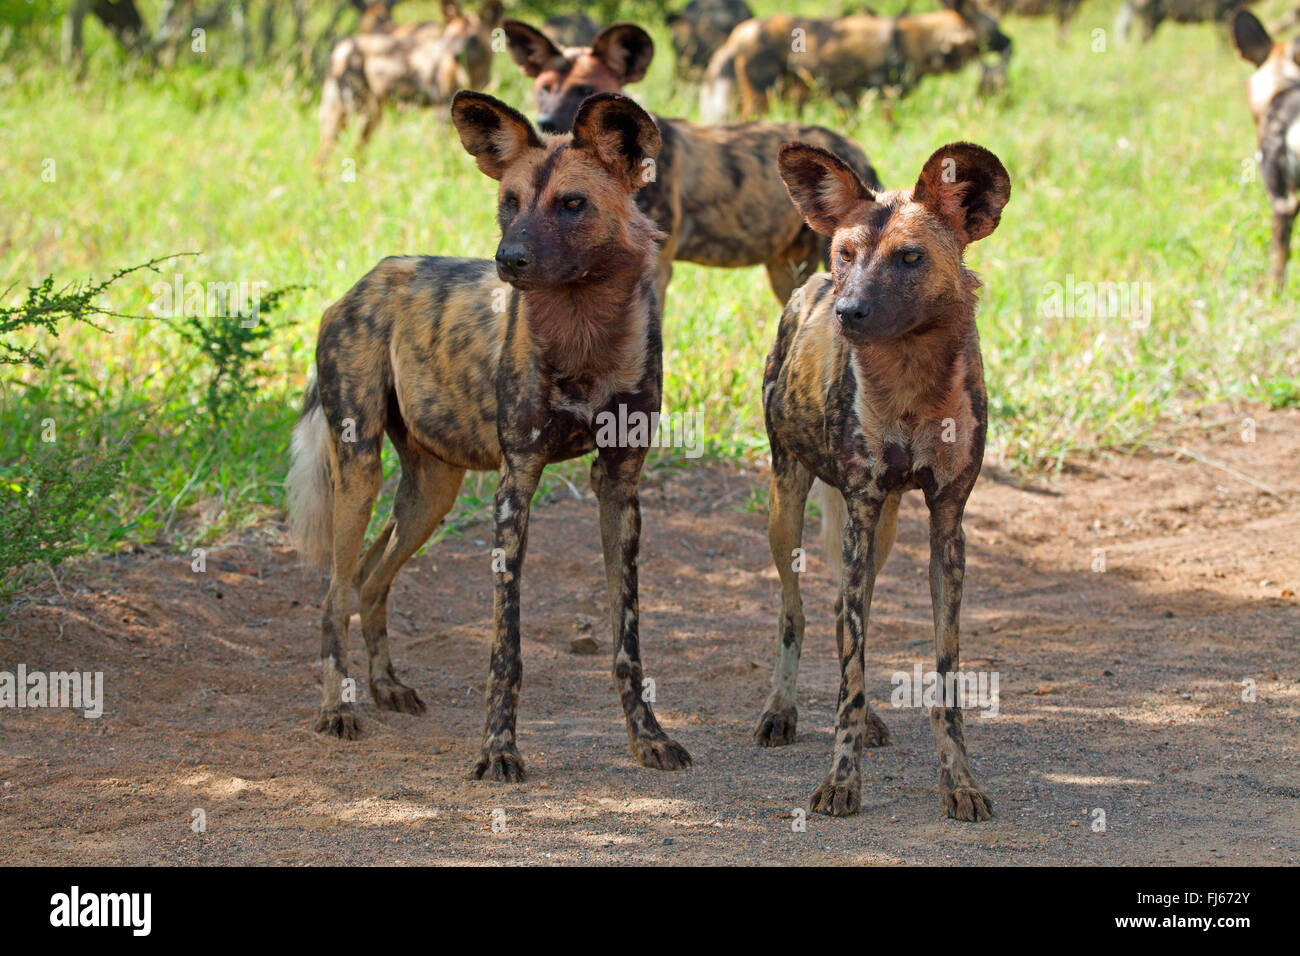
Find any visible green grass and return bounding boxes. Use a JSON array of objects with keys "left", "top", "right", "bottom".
[{"left": 1, "top": 0, "right": 1298, "bottom": 564}]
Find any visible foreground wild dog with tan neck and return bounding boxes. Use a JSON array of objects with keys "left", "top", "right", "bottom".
[
  {"left": 760, "top": 141, "right": 1010, "bottom": 820},
  {"left": 501, "top": 19, "right": 881, "bottom": 306},
  {"left": 699, "top": 1, "right": 1012, "bottom": 122},
  {"left": 1231, "top": 10, "right": 1300, "bottom": 289},
  {"left": 287, "top": 91, "right": 691, "bottom": 780}
]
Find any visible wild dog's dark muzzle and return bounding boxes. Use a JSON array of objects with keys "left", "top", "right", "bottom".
[{"left": 495, "top": 241, "right": 533, "bottom": 281}]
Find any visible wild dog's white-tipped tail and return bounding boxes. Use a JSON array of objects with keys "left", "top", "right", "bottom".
[
  {"left": 286, "top": 380, "right": 333, "bottom": 568},
  {"left": 812, "top": 479, "right": 847, "bottom": 580},
  {"left": 699, "top": 49, "right": 735, "bottom": 123}
]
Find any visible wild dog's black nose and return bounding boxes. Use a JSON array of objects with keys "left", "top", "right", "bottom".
[
  {"left": 835, "top": 299, "right": 872, "bottom": 327},
  {"left": 990, "top": 30, "right": 1011, "bottom": 54},
  {"left": 495, "top": 243, "right": 532, "bottom": 279}
]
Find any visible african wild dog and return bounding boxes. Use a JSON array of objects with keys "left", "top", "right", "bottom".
[
  {"left": 315, "top": 0, "right": 505, "bottom": 164},
  {"left": 666, "top": 0, "right": 754, "bottom": 78},
  {"left": 699, "top": 0, "right": 1012, "bottom": 122},
  {"left": 286, "top": 91, "right": 691, "bottom": 779},
  {"left": 502, "top": 18, "right": 881, "bottom": 306},
  {"left": 1115, "top": 0, "right": 1258, "bottom": 43},
  {"left": 759, "top": 140, "right": 1010, "bottom": 820},
  {"left": 1231, "top": 10, "right": 1300, "bottom": 288}
]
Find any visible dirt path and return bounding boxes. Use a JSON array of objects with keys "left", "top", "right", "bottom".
[{"left": 1, "top": 410, "right": 1298, "bottom": 865}]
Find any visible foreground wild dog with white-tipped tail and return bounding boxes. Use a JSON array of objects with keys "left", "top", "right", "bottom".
[
  {"left": 759, "top": 140, "right": 1010, "bottom": 820},
  {"left": 286, "top": 91, "right": 691, "bottom": 780},
  {"left": 1231, "top": 10, "right": 1300, "bottom": 289}
]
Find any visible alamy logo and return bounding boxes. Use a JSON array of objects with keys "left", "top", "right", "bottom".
[
  {"left": 50, "top": 886, "right": 151, "bottom": 936},
  {"left": 594, "top": 404, "right": 704, "bottom": 459},
  {"left": 890, "top": 663, "right": 1000, "bottom": 717},
  {"left": 0, "top": 665, "right": 103, "bottom": 718}
]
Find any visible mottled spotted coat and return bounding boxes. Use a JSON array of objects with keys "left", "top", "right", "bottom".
[
  {"left": 699, "top": 2, "right": 1012, "bottom": 122},
  {"left": 287, "top": 92, "right": 690, "bottom": 781},
  {"left": 501, "top": 19, "right": 882, "bottom": 305},
  {"left": 757, "top": 140, "right": 1010, "bottom": 821},
  {"left": 1232, "top": 10, "right": 1300, "bottom": 288}
]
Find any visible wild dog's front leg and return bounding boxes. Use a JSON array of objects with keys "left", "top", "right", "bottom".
[
  {"left": 471, "top": 458, "right": 542, "bottom": 782},
  {"left": 1271, "top": 205, "right": 1296, "bottom": 291},
  {"left": 591, "top": 453, "right": 691, "bottom": 770},
  {"left": 754, "top": 452, "right": 812, "bottom": 746},
  {"left": 810, "top": 494, "right": 883, "bottom": 816},
  {"left": 926, "top": 492, "right": 993, "bottom": 822}
]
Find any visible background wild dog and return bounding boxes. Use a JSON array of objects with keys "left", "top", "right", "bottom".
[
  {"left": 315, "top": 0, "right": 504, "bottom": 165},
  {"left": 1232, "top": 10, "right": 1300, "bottom": 288},
  {"left": 760, "top": 140, "right": 1010, "bottom": 820},
  {"left": 1115, "top": 0, "right": 1258, "bottom": 43},
  {"left": 286, "top": 90, "right": 691, "bottom": 780},
  {"left": 699, "top": 0, "right": 1012, "bottom": 122},
  {"left": 666, "top": 0, "right": 754, "bottom": 78},
  {"left": 502, "top": 18, "right": 881, "bottom": 306}
]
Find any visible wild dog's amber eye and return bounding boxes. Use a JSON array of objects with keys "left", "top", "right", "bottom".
[
  {"left": 902, "top": 250, "right": 922, "bottom": 264},
  {"left": 563, "top": 196, "right": 586, "bottom": 211},
  {"left": 838, "top": 247, "right": 852, "bottom": 263},
  {"left": 503, "top": 193, "right": 519, "bottom": 209}
]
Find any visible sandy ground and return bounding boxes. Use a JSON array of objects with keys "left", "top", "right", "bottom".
[{"left": 1, "top": 409, "right": 1297, "bottom": 866}]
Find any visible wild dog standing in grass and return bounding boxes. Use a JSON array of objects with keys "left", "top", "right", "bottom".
[
  {"left": 502, "top": 19, "right": 881, "bottom": 306},
  {"left": 760, "top": 141, "right": 1010, "bottom": 820},
  {"left": 699, "top": 0, "right": 1012, "bottom": 122},
  {"left": 315, "top": 0, "right": 504, "bottom": 165},
  {"left": 1231, "top": 10, "right": 1300, "bottom": 289},
  {"left": 287, "top": 91, "right": 691, "bottom": 780}
]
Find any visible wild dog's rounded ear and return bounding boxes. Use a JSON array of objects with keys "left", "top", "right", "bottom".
[
  {"left": 913, "top": 142, "right": 1010, "bottom": 245},
  {"left": 571, "top": 93, "right": 661, "bottom": 191},
  {"left": 777, "top": 142, "right": 875, "bottom": 237},
  {"left": 451, "top": 91, "right": 544, "bottom": 180},
  {"left": 591, "top": 23, "right": 656, "bottom": 84},
  {"left": 1232, "top": 10, "right": 1274, "bottom": 68},
  {"left": 502, "top": 20, "right": 564, "bottom": 77}
]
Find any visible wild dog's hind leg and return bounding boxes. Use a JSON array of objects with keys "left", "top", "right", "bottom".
[
  {"left": 316, "top": 446, "right": 383, "bottom": 739},
  {"left": 754, "top": 449, "right": 812, "bottom": 746},
  {"left": 472, "top": 455, "right": 544, "bottom": 782},
  {"left": 810, "top": 493, "right": 884, "bottom": 816},
  {"left": 592, "top": 451, "right": 691, "bottom": 770},
  {"left": 925, "top": 489, "right": 992, "bottom": 821},
  {"left": 357, "top": 441, "right": 466, "bottom": 715}
]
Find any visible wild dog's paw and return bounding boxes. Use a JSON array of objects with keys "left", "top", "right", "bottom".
[
  {"left": 863, "top": 708, "right": 891, "bottom": 748},
  {"left": 314, "top": 704, "right": 361, "bottom": 740},
  {"left": 630, "top": 733, "right": 692, "bottom": 771},
  {"left": 471, "top": 745, "right": 526, "bottom": 782},
  {"left": 753, "top": 706, "right": 798, "bottom": 747},
  {"left": 941, "top": 785, "right": 993, "bottom": 822},
  {"left": 810, "top": 773, "right": 862, "bottom": 817},
  {"left": 370, "top": 678, "right": 426, "bottom": 715}
]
